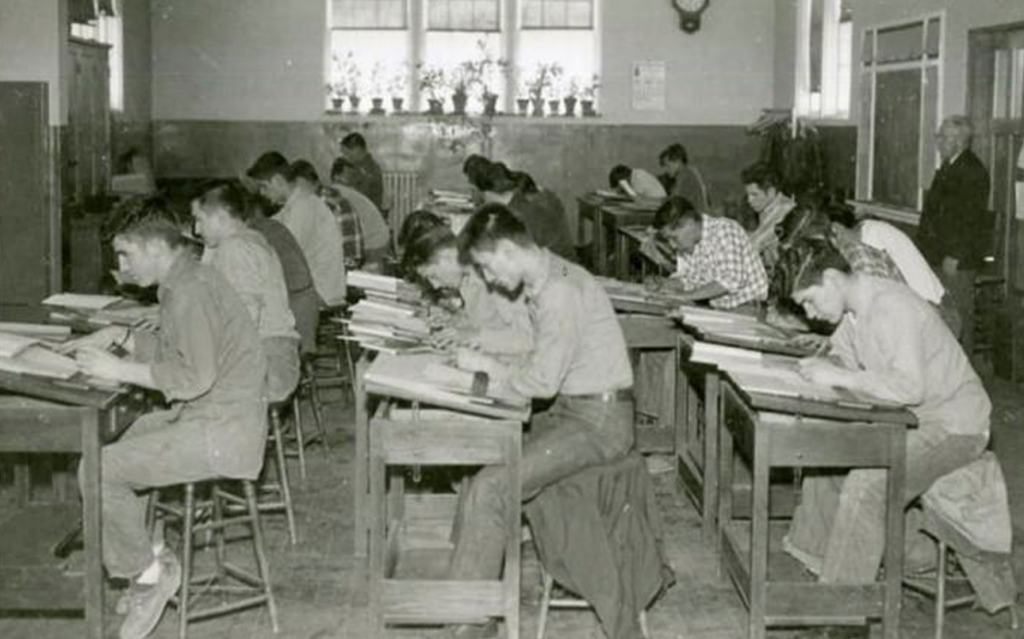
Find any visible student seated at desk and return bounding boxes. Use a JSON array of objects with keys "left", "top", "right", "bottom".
[
  {"left": 644, "top": 196, "right": 768, "bottom": 312},
  {"left": 192, "top": 181, "right": 301, "bottom": 402},
  {"left": 659, "top": 143, "right": 710, "bottom": 211},
  {"left": 743, "top": 163, "right": 796, "bottom": 272},
  {"left": 608, "top": 164, "right": 667, "bottom": 199},
  {"left": 473, "top": 161, "right": 578, "bottom": 263},
  {"left": 329, "top": 157, "right": 391, "bottom": 269},
  {"left": 247, "top": 152, "right": 348, "bottom": 306},
  {"left": 338, "top": 132, "right": 385, "bottom": 210},
  {"left": 447, "top": 204, "right": 636, "bottom": 639},
  {"left": 397, "top": 210, "right": 532, "bottom": 355},
  {"left": 775, "top": 239, "right": 990, "bottom": 636},
  {"left": 60, "top": 204, "right": 267, "bottom": 639}
]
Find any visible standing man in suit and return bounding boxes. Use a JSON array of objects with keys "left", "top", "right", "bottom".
[{"left": 917, "top": 115, "right": 991, "bottom": 349}]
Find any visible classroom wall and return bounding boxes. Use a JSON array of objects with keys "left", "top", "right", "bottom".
[
  {"left": 150, "top": 0, "right": 778, "bottom": 125},
  {"left": 0, "top": 0, "right": 67, "bottom": 124},
  {"left": 852, "top": 0, "right": 1024, "bottom": 119}
]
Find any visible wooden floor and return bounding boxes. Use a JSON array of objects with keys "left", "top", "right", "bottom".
[{"left": 2, "top": 380, "right": 1023, "bottom": 639}]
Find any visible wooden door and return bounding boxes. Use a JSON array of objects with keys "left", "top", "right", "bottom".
[
  {"left": 65, "top": 39, "right": 111, "bottom": 204},
  {"left": 0, "top": 83, "right": 57, "bottom": 315},
  {"left": 969, "top": 24, "right": 1024, "bottom": 289}
]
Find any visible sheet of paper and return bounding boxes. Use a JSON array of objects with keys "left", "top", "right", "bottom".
[
  {"left": 43, "top": 293, "right": 123, "bottom": 310},
  {"left": 0, "top": 332, "right": 42, "bottom": 358},
  {"left": 0, "top": 345, "right": 80, "bottom": 380},
  {"left": 632, "top": 60, "right": 666, "bottom": 111}
]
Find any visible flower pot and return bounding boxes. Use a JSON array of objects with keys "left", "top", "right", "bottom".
[
  {"left": 331, "top": 97, "right": 344, "bottom": 110},
  {"left": 370, "top": 98, "right": 385, "bottom": 115},
  {"left": 516, "top": 98, "right": 530, "bottom": 116},
  {"left": 348, "top": 96, "right": 361, "bottom": 113},
  {"left": 581, "top": 100, "right": 597, "bottom": 117},
  {"left": 427, "top": 98, "right": 444, "bottom": 115},
  {"left": 391, "top": 97, "right": 404, "bottom": 113},
  {"left": 563, "top": 96, "right": 578, "bottom": 117},
  {"left": 531, "top": 98, "right": 545, "bottom": 117},
  {"left": 547, "top": 100, "right": 560, "bottom": 116},
  {"left": 483, "top": 94, "right": 499, "bottom": 117},
  {"left": 452, "top": 92, "right": 469, "bottom": 116}
]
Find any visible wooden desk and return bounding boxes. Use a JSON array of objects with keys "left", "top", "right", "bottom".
[
  {"left": 716, "top": 379, "right": 915, "bottom": 639},
  {"left": 353, "top": 352, "right": 530, "bottom": 557},
  {"left": 614, "top": 224, "right": 660, "bottom": 281},
  {"left": 600, "top": 203, "right": 658, "bottom": 277},
  {"left": 576, "top": 193, "right": 605, "bottom": 272},
  {"left": 618, "top": 313, "right": 680, "bottom": 456},
  {"left": 0, "top": 373, "right": 145, "bottom": 639}
]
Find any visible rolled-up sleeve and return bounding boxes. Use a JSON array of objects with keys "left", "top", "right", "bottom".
[
  {"left": 508, "top": 283, "right": 580, "bottom": 399},
  {"left": 151, "top": 287, "right": 220, "bottom": 401}
]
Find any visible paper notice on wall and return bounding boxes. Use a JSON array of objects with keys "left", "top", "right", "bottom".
[
  {"left": 1016, "top": 144, "right": 1024, "bottom": 220},
  {"left": 632, "top": 60, "right": 666, "bottom": 111}
]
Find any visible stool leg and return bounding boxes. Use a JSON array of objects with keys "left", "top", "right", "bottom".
[
  {"left": 536, "top": 570, "right": 553, "bottom": 639},
  {"left": 291, "top": 395, "right": 308, "bottom": 482},
  {"left": 306, "top": 367, "right": 329, "bottom": 452},
  {"left": 243, "top": 481, "right": 280, "bottom": 633},
  {"left": 179, "top": 483, "right": 195, "bottom": 639},
  {"left": 270, "top": 408, "right": 298, "bottom": 545},
  {"left": 935, "top": 539, "right": 947, "bottom": 639},
  {"left": 212, "top": 485, "right": 227, "bottom": 579}
]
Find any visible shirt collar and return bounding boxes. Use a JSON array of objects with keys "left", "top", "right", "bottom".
[
  {"left": 158, "top": 251, "right": 198, "bottom": 302},
  {"left": 525, "top": 249, "right": 554, "bottom": 300}
]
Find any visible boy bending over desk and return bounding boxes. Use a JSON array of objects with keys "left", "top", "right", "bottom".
[
  {"left": 61, "top": 204, "right": 267, "bottom": 639},
  {"left": 397, "top": 210, "right": 533, "bottom": 356},
  {"left": 777, "top": 239, "right": 989, "bottom": 632},
  {"left": 449, "top": 204, "right": 636, "bottom": 639}
]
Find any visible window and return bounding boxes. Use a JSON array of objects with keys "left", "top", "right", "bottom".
[
  {"left": 795, "top": 0, "right": 852, "bottom": 119},
  {"left": 70, "top": 2, "right": 123, "bottom": 112},
  {"left": 327, "top": 0, "right": 599, "bottom": 114},
  {"left": 857, "top": 14, "right": 943, "bottom": 209}
]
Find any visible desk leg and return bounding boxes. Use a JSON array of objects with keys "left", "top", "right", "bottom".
[
  {"left": 701, "top": 372, "right": 720, "bottom": 542},
  {"left": 81, "top": 410, "right": 104, "bottom": 639},
  {"left": 615, "top": 232, "right": 630, "bottom": 280},
  {"left": 882, "top": 429, "right": 907, "bottom": 639},
  {"left": 354, "top": 357, "right": 370, "bottom": 557},
  {"left": 594, "top": 212, "right": 607, "bottom": 276},
  {"left": 748, "top": 427, "right": 770, "bottom": 639},
  {"left": 716, "top": 420, "right": 734, "bottom": 573}
]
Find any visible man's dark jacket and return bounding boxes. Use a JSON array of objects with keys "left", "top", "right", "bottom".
[{"left": 917, "top": 149, "right": 990, "bottom": 269}]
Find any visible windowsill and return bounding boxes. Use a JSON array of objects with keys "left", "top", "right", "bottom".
[
  {"left": 847, "top": 199, "right": 921, "bottom": 226},
  {"left": 322, "top": 109, "right": 605, "bottom": 125},
  {"left": 799, "top": 116, "right": 855, "bottom": 127}
]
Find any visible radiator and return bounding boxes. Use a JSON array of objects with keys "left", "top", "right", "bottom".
[{"left": 382, "top": 171, "right": 420, "bottom": 241}]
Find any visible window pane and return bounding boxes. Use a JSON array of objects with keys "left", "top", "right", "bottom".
[
  {"left": 333, "top": 0, "right": 408, "bottom": 29},
  {"left": 876, "top": 22, "right": 924, "bottom": 63},
  {"left": 330, "top": 30, "right": 411, "bottom": 102},
  {"left": 422, "top": 32, "right": 503, "bottom": 109},
  {"left": 522, "top": 0, "right": 593, "bottom": 29},
  {"left": 428, "top": 0, "right": 499, "bottom": 31},
  {"left": 517, "top": 30, "right": 597, "bottom": 101}
]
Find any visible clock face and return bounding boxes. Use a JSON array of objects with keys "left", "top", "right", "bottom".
[{"left": 673, "top": 0, "right": 708, "bottom": 12}]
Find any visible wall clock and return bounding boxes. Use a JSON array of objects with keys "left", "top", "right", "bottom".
[{"left": 671, "top": 0, "right": 709, "bottom": 33}]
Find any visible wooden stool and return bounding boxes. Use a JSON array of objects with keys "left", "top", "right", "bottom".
[
  {"left": 368, "top": 406, "right": 522, "bottom": 638},
  {"left": 313, "top": 306, "right": 356, "bottom": 396},
  {"left": 536, "top": 565, "right": 649, "bottom": 639},
  {"left": 260, "top": 402, "right": 298, "bottom": 544},
  {"left": 154, "top": 479, "right": 280, "bottom": 638}
]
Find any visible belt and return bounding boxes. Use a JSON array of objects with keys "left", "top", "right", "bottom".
[{"left": 563, "top": 388, "right": 634, "bottom": 403}]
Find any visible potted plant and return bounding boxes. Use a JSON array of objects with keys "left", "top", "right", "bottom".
[
  {"left": 515, "top": 78, "right": 530, "bottom": 116},
  {"left": 419, "top": 66, "right": 447, "bottom": 115},
  {"left": 526, "top": 62, "right": 563, "bottom": 117},
  {"left": 450, "top": 65, "right": 472, "bottom": 116},
  {"left": 563, "top": 77, "right": 581, "bottom": 117},
  {"left": 368, "top": 62, "right": 387, "bottom": 115},
  {"left": 581, "top": 74, "right": 600, "bottom": 117},
  {"left": 331, "top": 52, "right": 363, "bottom": 114},
  {"left": 387, "top": 66, "right": 407, "bottom": 114},
  {"left": 326, "top": 82, "right": 346, "bottom": 111}
]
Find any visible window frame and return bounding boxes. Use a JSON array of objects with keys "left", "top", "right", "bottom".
[{"left": 794, "top": 0, "right": 853, "bottom": 123}]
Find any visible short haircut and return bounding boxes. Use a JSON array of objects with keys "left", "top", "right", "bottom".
[
  {"left": 774, "top": 238, "right": 850, "bottom": 296},
  {"left": 463, "top": 154, "right": 490, "bottom": 177},
  {"left": 340, "top": 132, "right": 367, "bottom": 151},
  {"left": 659, "top": 143, "right": 689, "bottom": 165},
  {"left": 458, "top": 203, "right": 534, "bottom": 258},
  {"left": 397, "top": 210, "right": 447, "bottom": 253},
  {"left": 247, "top": 151, "right": 289, "bottom": 181},
  {"left": 740, "top": 163, "right": 780, "bottom": 191},
  {"left": 475, "top": 162, "right": 516, "bottom": 194},
  {"left": 287, "top": 159, "right": 321, "bottom": 186},
  {"left": 402, "top": 222, "right": 457, "bottom": 274},
  {"left": 824, "top": 203, "right": 857, "bottom": 229},
  {"left": 940, "top": 115, "right": 973, "bottom": 142},
  {"left": 652, "top": 196, "right": 700, "bottom": 231},
  {"left": 330, "top": 156, "right": 357, "bottom": 182},
  {"left": 609, "top": 165, "right": 632, "bottom": 189},
  {"left": 509, "top": 170, "right": 539, "bottom": 194},
  {"left": 195, "top": 180, "right": 253, "bottom": 222},
  {"left": 110, "top": 195, "right": 191, "bottom": 249}
]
